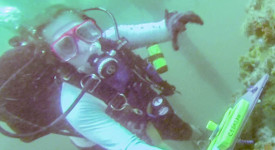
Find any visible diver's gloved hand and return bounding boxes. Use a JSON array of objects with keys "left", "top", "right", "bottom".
[
  {"left": 165, "top": 9, "right": 204, "bottom": 50},
  {"left": 159, "top": 80, "right": 176, "bottom": 96}
]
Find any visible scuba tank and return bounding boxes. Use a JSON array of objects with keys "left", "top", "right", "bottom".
[{"left": 147, "top": 44, "right": 168, "bottom": 74}]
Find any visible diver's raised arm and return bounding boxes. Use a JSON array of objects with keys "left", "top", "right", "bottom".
[
  {"left": 103, "top": 10, "right": 203, "bottom": 50},
  {"left": 103, "top": 20, "right": 170, "bottom": 50}
]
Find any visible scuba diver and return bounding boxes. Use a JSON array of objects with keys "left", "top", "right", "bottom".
[{"left": 0, "top": 5, "right": 203, "bottom": 150}]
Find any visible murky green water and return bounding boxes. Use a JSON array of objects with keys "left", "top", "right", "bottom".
[{"left": 0, "top": 0, "right": 252, "bottom": 149}]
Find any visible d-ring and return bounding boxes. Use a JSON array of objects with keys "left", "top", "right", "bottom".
[
  {"left": 109, "top": 93, "right": 128, "bottom": 111},
  {"left": 80, "top": 74, "right": 101, "bottom": 93}
]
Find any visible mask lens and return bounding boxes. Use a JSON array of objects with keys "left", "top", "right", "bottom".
[
  {"left": 76, "top": 21, "right": 101, "bottom": 42},
  {"left": 53, "top": 36, "right": 77, "bottom": 61}
]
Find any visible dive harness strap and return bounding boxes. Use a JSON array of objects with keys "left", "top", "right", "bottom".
[
  {"left": 0, "top": 102, "right": 82, "bottom": 142},
  {"left": 0, "top": 74, "right": 101, "bottom": 140},
  {"left": 115, "top": 38, "right": 176, "bottom": 96},
  {"left": 80, "top": 74, "right": 141, "bottom": 113}
]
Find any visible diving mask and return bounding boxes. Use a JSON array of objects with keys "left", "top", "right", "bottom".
[{"left": 51, "top": 19, "right": 102, "bottom": 62}]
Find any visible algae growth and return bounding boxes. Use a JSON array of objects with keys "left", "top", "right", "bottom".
[{"left": 238, "top": 0, "right": 275, "bottom": 149}]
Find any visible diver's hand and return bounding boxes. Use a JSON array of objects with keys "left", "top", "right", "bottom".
[
  {"left": 165, "top": 9, "right": 204, "bottom": 50},
  {"left": 159, "top": 80, "right": 175, "bottom": 96}
]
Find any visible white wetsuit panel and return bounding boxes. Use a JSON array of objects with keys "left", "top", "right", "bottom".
[
  {"left": 103, "top": 20, "right": 171, "bottom": 49},
  {"left": 60, "top": 82, "right": 162, "bottom": 150}
]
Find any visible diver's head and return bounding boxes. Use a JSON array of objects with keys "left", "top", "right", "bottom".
[{"left": 42, "top": 9, "right": 103, "bottom": 74}]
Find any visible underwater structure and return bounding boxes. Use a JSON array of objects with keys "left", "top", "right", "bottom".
[{"left": 238, "top": 0, "right": 275, "bottom": 149}]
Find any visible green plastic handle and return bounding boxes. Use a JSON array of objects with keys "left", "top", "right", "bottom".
[{"left": 206, "top": 99, "right": 249, "bottom": 150}]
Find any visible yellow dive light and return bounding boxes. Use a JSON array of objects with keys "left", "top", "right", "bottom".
[
  {"left": 206, "top": 74, "right": 269, "bottom": 150},
  {"left": 147, "top": 44, "right": 168, "bottom": 74},
  {"left": 206, "top": 99, "right": 249, "bottom": 150}
]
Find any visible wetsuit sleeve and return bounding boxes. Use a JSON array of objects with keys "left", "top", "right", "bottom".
[
  {"left": 102, "top": 20, "right": 171, "bottom": 50},
  {"left": 60, "top": 82, "right": 163, "bottom": 150}
]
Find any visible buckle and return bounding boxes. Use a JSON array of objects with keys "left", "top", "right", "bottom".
[
  {"left": 109, "top": 93, "right": 144, "bottom": 116},
  {"left": 116, "top": 38, "right": 128, "bottom": 51},
  {"left": 109, "top": 93, "right": 128, "bottom": 111},
  {"left": 80, "top": 74, "right": 101, "bottom": 93}
]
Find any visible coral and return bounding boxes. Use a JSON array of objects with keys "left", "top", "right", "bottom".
[
  {"left": 239, "top": 45, "right": 275, "bottom": 86},
  {"left": 254, "top": 127, "right": 275, "bottom": 149},
  {"left": 238, "top": 0, "right": 275, "bottom": 149},
  {"left": 242, "top": 0, "right": 275, "bottom": 45}
]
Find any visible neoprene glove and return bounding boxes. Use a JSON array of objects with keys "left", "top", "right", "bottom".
[{"left": 165, "top": 9, "right": 204, "bottom": 50}]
